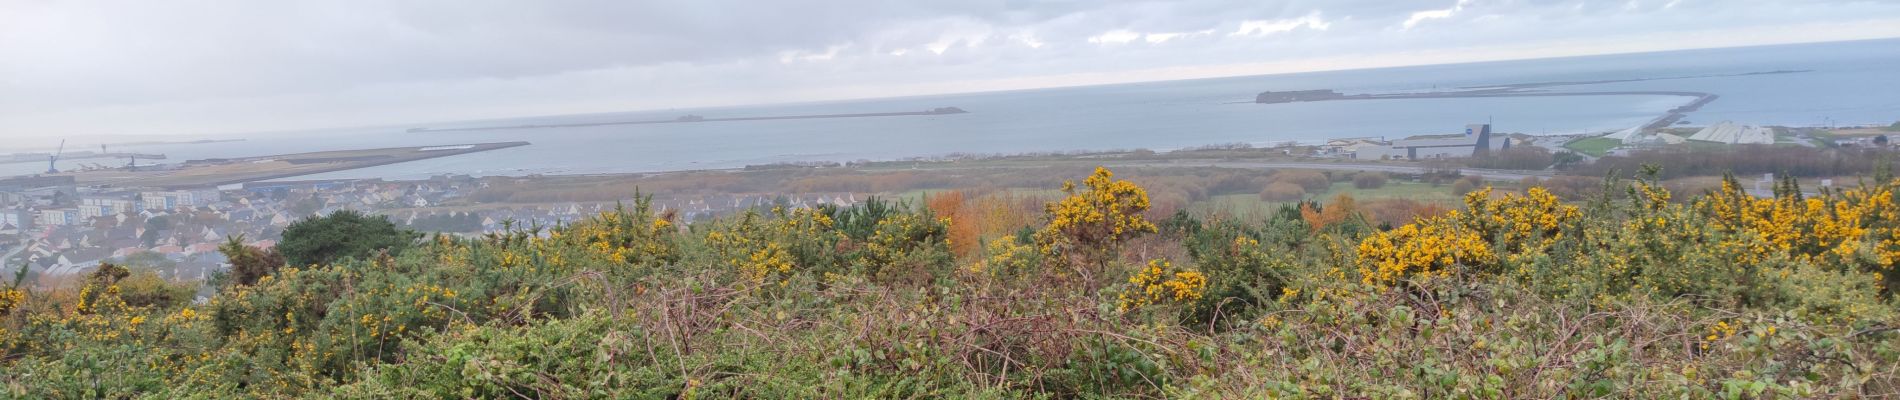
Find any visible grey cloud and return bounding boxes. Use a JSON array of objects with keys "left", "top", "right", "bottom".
[{"left": 2, "top": 0, "right": 1897, "bottom": 138}]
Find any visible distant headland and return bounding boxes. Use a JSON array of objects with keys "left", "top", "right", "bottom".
[{"left": 409, "top": 107, "right": 969, "bottom": 133}]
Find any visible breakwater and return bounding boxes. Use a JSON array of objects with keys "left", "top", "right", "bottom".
[
  {"left": 411, "top": 107, "right": 969, "bottom": 133},
  {"left": 1253, "top": 70, "right": 1806, "bottom": 131},
  {"left": 1255, "top": 89, "right": 1716, "bottom": 131}
]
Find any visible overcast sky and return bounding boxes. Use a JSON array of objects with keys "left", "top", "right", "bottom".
[{"left": 4, "top": 0, "right": 1900, "bottom": 141}]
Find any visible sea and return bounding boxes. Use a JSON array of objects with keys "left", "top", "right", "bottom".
[{"left": 4, "top": 38, "right": 1898, "bottom": 181}]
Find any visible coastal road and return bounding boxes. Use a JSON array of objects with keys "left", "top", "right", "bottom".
[
  {"left": 1106, "top": 160, "right": 1555, "bottom": 182},
  {"left": 882, "top": 158, "right": 1556, "bottom": 182}
]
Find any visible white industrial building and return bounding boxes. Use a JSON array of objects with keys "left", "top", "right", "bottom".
[
  {"left": 1602, "top": 127, "right": 1686, "bottom": 147},
  {"left": 1321, "top": 137, "right": 1389, "bottom": 156},
  {"left": 1687, "top": 121, "right": 1775, "bottom": 145},
  {"left": 1354, "top": 124, "right": 1510, "bottom": 160}
]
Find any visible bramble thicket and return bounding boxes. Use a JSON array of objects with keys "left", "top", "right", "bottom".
[{"left": 6, "top": 166, "right": 1900, "bottom": 397}]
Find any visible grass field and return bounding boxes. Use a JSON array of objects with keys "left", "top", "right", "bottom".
[
  {"left": 891, "top": 188, "right": 1063, "bottom": 204},
  {"left": 895, "top": 178, "right": 1469, "bottom": 221},
  {"left": 1563, "top": 137, "right": 1621, "bottom": 157},
  {"left": 1191, "top": 181, "right": 1465, "bottom": 218}
]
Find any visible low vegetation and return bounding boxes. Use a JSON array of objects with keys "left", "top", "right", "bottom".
[
  {"left": 5, "top": 166, "right": 1900, "bottom": 397},
  {"left": 1352, "top": 172, "right": 1388, "bottom": 189},
  {"left": 1463, "top": 146, "right": 1557, "bottom": 170},
  {"left": 1575, "top": 145, "right": 1891, "bottom": 180}
]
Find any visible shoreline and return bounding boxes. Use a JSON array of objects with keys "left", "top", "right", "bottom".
[{"left": 187, "top": 142, "right": 531, "bottom": 189}]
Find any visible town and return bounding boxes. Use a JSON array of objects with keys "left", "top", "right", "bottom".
[{"left": 0, "top": 173, "right": 866, "bottom": 287}]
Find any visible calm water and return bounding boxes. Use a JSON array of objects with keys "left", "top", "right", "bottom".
[{"left": 6, "top": 38, "right": 1898, "bottom": 180}]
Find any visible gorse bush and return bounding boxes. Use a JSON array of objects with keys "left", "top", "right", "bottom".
[
  {"left": 1034, "top": 166, "right": 1157, "bottom": 281},
  {"left": 220, "top": 235, "right": 286, "bottom": 287},
  {"left": 5, "top": 167, "right": 1900, "bottom": 398}
]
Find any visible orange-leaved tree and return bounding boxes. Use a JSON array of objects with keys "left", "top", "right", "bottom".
[
  {"left": 926, "top": 191, "right": 980, "bottom": 258},
  {"left": 1300, "top": 193, "right": 1360, "bottom": 232}
]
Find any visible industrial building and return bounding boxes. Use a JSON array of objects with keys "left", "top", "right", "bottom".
[
  {"left": 1602, "top": 126, "right": 1687, "bottom": 147},
  {"left": 1687, "top": 121, "right": 1775, "bottom": 145},
  {"left": 1354, "top": 124, "right": 1511, "bottom": 160}
]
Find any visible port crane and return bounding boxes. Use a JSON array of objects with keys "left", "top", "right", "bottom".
[
  {"left": 46, "top": 139, "right": 66, "bottom": 174},
  {"left": 102, "top": 144, "right": 138, "bottom": 170}
]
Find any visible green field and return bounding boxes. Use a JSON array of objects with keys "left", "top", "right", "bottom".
[
  {"left": 1192, "top": 181, "right": 1465, "bottom": 218},
  {"left": 1563, "top": 137, "right": 1621, "bottom": 157},
  {"left": 892, "top": 187, "right": 1064, "bottom": 204},
  {"left": 896, "top": 179, "right": 1467, "bottom": 220}
]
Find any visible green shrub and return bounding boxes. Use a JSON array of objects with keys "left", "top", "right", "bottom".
[
  {"left": 279, "top": 209, "right": 420, "bottom": 266},
  {"left": 1180, "top": 220, "right": 1294, "bottom": 326}
]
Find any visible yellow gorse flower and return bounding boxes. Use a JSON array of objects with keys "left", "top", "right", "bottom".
[
  {"left": 702, "top": 206, "right": 843, "bottom": 284},
  {"left": 0, "top": 288, "right": 23, "bottom": 316},
  {"left": 1036, "top": 167, "right": 1158, "bottom": 270},
  {"left": 1698, "top": 175, "right": 1900, "bottom": 268},
  {"left": 1118, "top": 260, "right": 1208, "bottom": 312},
  {"left": 1355, "top": 186, "right": 1584, "bottom": 287},
  {"left": 1356, "top": 215, "right": 1494, "bottom": 287}
]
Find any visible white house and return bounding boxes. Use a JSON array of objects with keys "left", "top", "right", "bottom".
[
  {"left": 78, "top": 196, "right": 137, "bottom": 218},
  {"left": 139, "top": 189, "right": 222, "bottom": 210},
  {"left": 36, "top": 208, "right": 80, "bottom": 226}
]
